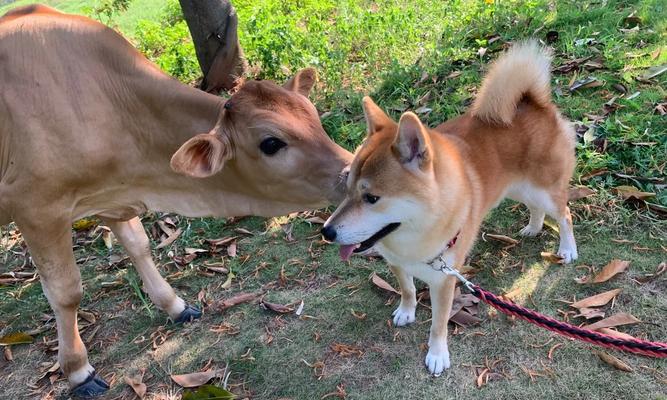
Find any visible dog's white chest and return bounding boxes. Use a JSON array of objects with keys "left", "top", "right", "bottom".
[{"left": 378, "top": 245, "right": 456, "bottom": 286}]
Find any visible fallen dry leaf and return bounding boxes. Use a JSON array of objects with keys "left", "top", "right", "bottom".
[
  {"left": 485, "top": 234, "right": 519, "bottom": 245},
  {"left": 635, "top": 262, "right": 666, "bottom": 284},
  {"left": 330, "top": 342, "right": 364, "bottom": 358},
  {"left": 570, "top": 288, "right": 622, "bottom": 309},
  {"left": 370, "top": 272, "right": 400, "bottom": 294},
  {"left": 321, "top": 383, "right": 347, "bottom": 399},
  {"left": 72, "top": 218, "right": 98, "bottom": 231},
  {"left": 212, "top": 292, "right": 261, "bottom": 311},
  {"left": 172, "top": 253, "right": 197, "bottom": 266},
  {"left": 227, "top": 242, "right": 237, "bottom": 257},
  {"left": 641, "top": 64, "right": 667, "bottom": 80},
  {"left": 613, "top": 185, "right": 655, "bottom": 201},
  {"left": 592, "top": 260, "right": 630, "bottom": 283},
  {"left": 0, "top": 332, "right": 34, "bottom": 346},
  {"left": 295, "top": 300, "right": 305, "bottom": 316},
  {"left": 476, "top": 368, "right": 489, "bottom": 388},
  {"left": 185, "top": 248, "right": 208, "bottom": 255},
  {"left": 204, "top": 265, "right": 229, "bottom": 275},
  {"left": 654, "top": 102, "right": 667, "bottom": 116},
  {"left": 598, "top": 327, "right": 636, "bottom": 340},
  {"left": 304, "top": 216, "right": 327, "bottom": 224},
  {"left": 350, "top": 309, "right": 367, "bottom": 320},
  {"left": 234, "top": 227, "right": 253, "bottom": 235},
  {"left": 124, "top": 373, "right": 146, "bottom": 399},
  {"left": 594, "top": 350, "right": 633, "bottom": 372},
  {"left": 102, "top": 230, "right": 114, "bottom": 249},
  {"left": 569, "top": 76, "right": 603, "bottom": 92},
  {"left": 171, "top": 369, "right": 224, "bottom": 388},
  {"left": 568, "top": 186, "right": 596, "bottom": 201},
  {"left": 260, "top": 300, "right": 293, "bottom": 314},
  {"left": 36, "top": 361, "right": 60, "bottom": 382},
  {"left": 585, "top": 312, "right": 641, "bottom": 331},
  {"left": 156, "top": 228, "right": 182, "bottom": 249},
  {"left": 450, "top": 310, "right": 482, "bottom": 327},
  {"left": 181, "top": 385, "right": 235, "bottom": 400},
  {"left": 78, "top": 310, "right": 96, "bottom": 324},
  {"left": 209, "top": 323, "right": 240, "bottom": 335},
  {"left": 651, "top": 47, "right": 662, "bottom": 60},
  {"left": 548, "top": 343, "right": 564, "bottom": 359},
  {"left": 573, "top": 307, "right": 605, "bottom": 320},
  {"left": 541, "top": 252, "right": 565, "bottom": 265},
  {"left": 206, "top": 236, "right": 237, "bottom": 247}
]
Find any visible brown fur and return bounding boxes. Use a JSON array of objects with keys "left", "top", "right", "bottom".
[
  {"left": 325, "top": 41, "right": 577, "bottom": 375},
  {"left": 0, "top": 5, "right": 351, "bottom": 389}
]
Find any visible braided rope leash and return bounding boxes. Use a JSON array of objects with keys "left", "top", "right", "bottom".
[{"left": 439, "top": 264, "right": 667, "bottom": 358}]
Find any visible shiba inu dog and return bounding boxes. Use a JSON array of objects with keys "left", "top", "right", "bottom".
[{"left": 322, "top": 41, "right": 578, "bottom": 375}]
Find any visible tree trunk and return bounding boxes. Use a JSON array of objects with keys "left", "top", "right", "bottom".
[{"left": 178, "top": 0, "right": 247, "bottom": 93}]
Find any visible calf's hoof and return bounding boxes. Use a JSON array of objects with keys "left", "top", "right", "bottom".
[
  {"left": 174, "top": 304, "right": 202, "bottom": 324},
  {"left": 71, "top": 372, "right": 110, "bottom": 398}
]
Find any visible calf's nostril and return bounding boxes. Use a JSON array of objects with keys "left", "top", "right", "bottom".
[{"left": 321, "top": 226, "right": 337, "bottom": 241}]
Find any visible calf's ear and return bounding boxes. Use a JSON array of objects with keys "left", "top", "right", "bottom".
[
  {"left": 283, "top": 68, "right": 317, "bottom": 97},
  {"left": 170, "top": 133, "right": 232, "bottom": 178}
]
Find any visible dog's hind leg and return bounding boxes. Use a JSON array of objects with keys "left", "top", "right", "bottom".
[
  {"left": 103, "top": 217, "right": 201, "bottom": 323},
  {"left": 542, "top": 189, "right": 578, "bottom": 263},
  {"left": 519, "top": 205, "right": 545, "bottom": 237},
  {"left": 552, "top": 205, "right": 577, "bottom": 263},
  {"left": 389, "top": 265, "right": 416, "bottom": 326}
]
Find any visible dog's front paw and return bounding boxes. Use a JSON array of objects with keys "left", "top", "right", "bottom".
[
  {"left": 425, "top": 347, "right": 450, "bottom": 376},
  {"left": 519, "top": 224, "right": 541, "bottom": 237},
  {"left": 557, "top": 246, "right": 578, "bottom": 264},
  {"left": 392, "top": 306, "right": 416, "bottom": 327}
]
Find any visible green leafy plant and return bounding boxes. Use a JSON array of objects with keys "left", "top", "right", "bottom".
[
  {"left": 94, "top": 0, "right": 132, "bottom": 24},
  {"left": 134, "top": 9, "right": 200, "bottom": 83}
]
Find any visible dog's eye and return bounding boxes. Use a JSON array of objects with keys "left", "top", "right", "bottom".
[
  {"left": 363, "top": 194, "right": 380, "bottom": 204},
  {"left": 259, "top": 137, "right": 287, "bottom": 155}
]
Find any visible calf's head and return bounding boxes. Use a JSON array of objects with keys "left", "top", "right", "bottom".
[{"left": 170, "top": 69, "right": 352, "bottom": 212}]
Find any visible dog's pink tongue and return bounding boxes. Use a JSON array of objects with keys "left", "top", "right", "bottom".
[{"left": 339, "top": 244, "right": 360, "bottom": 261}]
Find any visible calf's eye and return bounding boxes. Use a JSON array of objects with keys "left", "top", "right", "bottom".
[{"left": 259, "top": 137, "right": 287, "bottom": 155}]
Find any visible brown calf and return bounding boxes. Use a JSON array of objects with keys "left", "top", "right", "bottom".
[{"left": 0, "top": 5, "right": 351, "bottom": 396}]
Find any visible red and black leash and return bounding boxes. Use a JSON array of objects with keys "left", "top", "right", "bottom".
[
  {"left": 435, "top": 261, "right": 667, "bottom": 358},
  {"left": 469, "top": 284, "right": 667, "bottom": 358}
]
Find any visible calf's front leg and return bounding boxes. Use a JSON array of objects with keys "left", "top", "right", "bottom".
[
  {"left": 103, "top": 217, "right": 201, "bottom": 322},
  {"left": 17, "top": 217, "right": 109, "bottom": 396}
]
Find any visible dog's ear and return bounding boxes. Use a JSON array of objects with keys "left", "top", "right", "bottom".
[
  {"left": 393, "top": 112, "right": 431, "bottom": 169},
  {"left": 362, "top": 96, "right": 394, "bottom": 135}
]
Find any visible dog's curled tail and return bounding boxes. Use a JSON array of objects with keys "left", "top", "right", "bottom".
[{"left": 471, "top": 40, "right": 552, "bottom": 125}]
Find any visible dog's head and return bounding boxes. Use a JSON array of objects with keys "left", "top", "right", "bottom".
[{"left": 322, "top": 97, "right": 447, "bottom": 260}]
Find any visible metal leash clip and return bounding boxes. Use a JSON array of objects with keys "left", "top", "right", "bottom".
[{"left": 435, "top": 255, "right": 475, "bottom": 292}]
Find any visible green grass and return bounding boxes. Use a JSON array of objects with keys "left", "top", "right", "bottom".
[{"left": 1, "top": 0, "right": 666, "bottom": 399}]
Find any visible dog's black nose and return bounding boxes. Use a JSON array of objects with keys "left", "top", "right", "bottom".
[{"left": 321, "top": 226, "right": 337, "bottom": 241}]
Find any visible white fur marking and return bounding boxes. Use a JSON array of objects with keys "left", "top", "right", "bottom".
[
  {"left": 425, "top": 340, "right": 451, "bottom": 376},
  {"left": 506, "top": 181, "right": 557, "bottom": 217},
  {"left": 519, "top": 207, "right": 545, "bottom": 236},
  {"left": 392, "top": 305, "right": 416, "bottom": 326},
  {"left": 68, "top": 362, "right": 95, "bottom": 386},
  {"left": 557, "top": 215, "right": 578, "bottom": 263}
]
